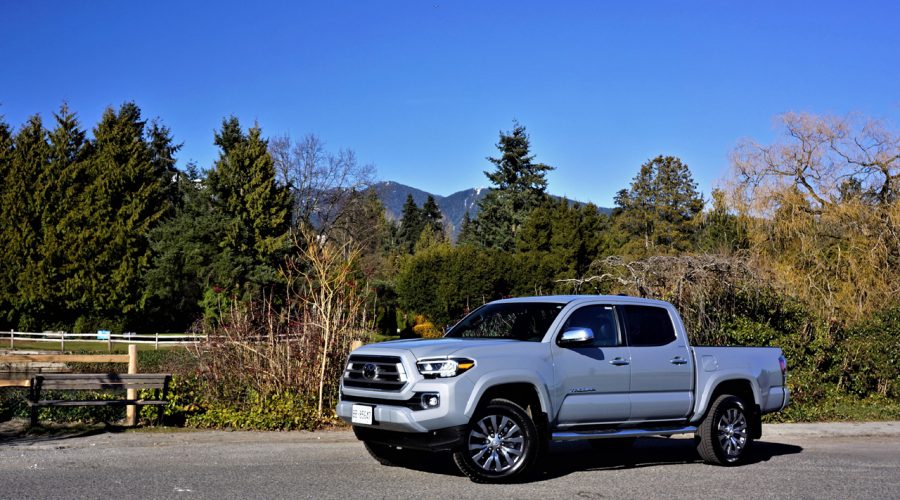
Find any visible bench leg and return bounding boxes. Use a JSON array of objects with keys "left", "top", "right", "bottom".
[{"left": 28, "top": 383, "right": 39, "bottom": 427}]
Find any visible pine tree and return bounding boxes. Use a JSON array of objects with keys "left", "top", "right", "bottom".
[
  {"left": 613, "top": 155, "right": 704, "bottom": 256},
  {"left": 0, "top": 117, "right": 18, "bottom": 327},
  {"left": 516, "top": 198, "right": 609, "bottom": 281},
  {"left": 421, "top": 195, "right": 443, "bottom": 234},
  {"left": 61, "top": 103, "right": 175, "bottom": 328},
  {"left": 397, "top": 194, "right": 424, "bottom": 253},
  {"left": 207, "top": 117, "right": 292, "bottom": 291},
  {"left": 142, "top": 164, "right": 237, "bottom": 330},
  {"left": 31, "top": 105, "right": 91, "bottom": 327},
  {"left": 1, "top": 116, "right": 49, "bottom": 329},
  {"left": 456, "top": 211, "right": 476, "bottom": 246},
  {"left": 472, "top": 122, "right": 554, "bottom": 250}
]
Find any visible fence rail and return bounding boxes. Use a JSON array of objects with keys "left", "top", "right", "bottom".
[{"left": 2, "top": 330, "right": 206, "bottom": 350}]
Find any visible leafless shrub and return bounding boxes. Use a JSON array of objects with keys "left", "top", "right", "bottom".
[
  {"left": 559, "top": 254, "right": 773, "bottom": 345},
  {"left": 190, "top": 225, "right": 373, "bottom": 418}
]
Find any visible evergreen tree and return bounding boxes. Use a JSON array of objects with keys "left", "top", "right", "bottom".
[
  {"left": 397, "top": 194, "right": 424, "bottom": 253},
  {"left": 148, "top": 120, "right": 181, "bottom": 207},
  {"left": 1, "top": 116, "right": 49, "bottom": 329},
  {"left": 0, "top": 117, "right": 18, "bottom": 327},
  {"left": 472, "top": 122, "right": 554, "bottom": 250},
  {"left": 421, "top": 195, "right": 444, "bottom": 239},
  {"left": 30, "top": 105, "right": 91, "bottom": 327},
  {"left": 613, "top": 155, "right": 704, "bottom": 256},
  {"left": 696, "top": 189, "right": 747, "bottom": 253},
  {"left": 207, "top": 117, "right": 292, "bottom": 292},
  {"left": 516, "top": 198, "right": 609, "bottom": 281},
  {"left": 59, "top": 103, "right": 175, "bottom": 329},
  {"left": 142, "top": 164, "right": 238, "bottom": 329},
  {"left": 456, "top": 211, "right": 476, "bottom": 246}
]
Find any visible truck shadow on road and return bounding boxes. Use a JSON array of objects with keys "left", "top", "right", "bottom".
[
  {"left": 399, "top": 437, "right": 803, "bottom": 482},
  {"left": 533, "top": 438, "right": 803, "bottom": 481}
]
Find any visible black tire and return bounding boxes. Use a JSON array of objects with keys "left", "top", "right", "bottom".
[
  {"left": 588, "top": 437, "right": 636, "bottom": 452},
  {"left": 452, "top": 398, "right": 542, "bottom": 483},
  {"left": 363, "top": 441, "right": 411, "bottom": 467},
  {"left": 696, "top": 394, "right": 753, "bottom": 465}
]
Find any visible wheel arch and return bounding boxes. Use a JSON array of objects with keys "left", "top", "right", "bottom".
[
  {"left": 696, "top": 377, "right": 762, "bottom": 439},
  {"left": 464, "top": 373, "right": 550, "bottom": 423}
]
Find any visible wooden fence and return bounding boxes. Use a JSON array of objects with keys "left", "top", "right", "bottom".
[{"left": 1, "top": 330, "right": 205, "bottom": 351}]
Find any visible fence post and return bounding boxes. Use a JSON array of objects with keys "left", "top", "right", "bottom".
[
  {"left": 60, "top": 332, "right": 65, "bottom": 351},
  {"left": 155, "top": 332, "right": 159, "bottom": 351},
  {"left": 9, "top": 329, "right": 13, "bottom": 349},
  {"left": 126, "top": 344, "right": 138, "bottom": 426},
  {"left": 107, "top": 334, "right": 112, "bottom": 353}
]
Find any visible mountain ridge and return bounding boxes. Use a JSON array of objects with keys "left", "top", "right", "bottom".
[{"left": 369, "top": 180, "right": 611, "bottom": 236}]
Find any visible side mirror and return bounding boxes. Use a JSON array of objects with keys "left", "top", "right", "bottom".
[{"left": 559, "top": 327, "right": 594, "bottom": 346}]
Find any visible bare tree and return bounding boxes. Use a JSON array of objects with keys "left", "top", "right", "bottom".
[
  {"left": 726, "top": 112, "right": 900, "bottom": 322},
  {"left": 270, "top": 134, "right": 375, "bottom": 235},
  {"left": 731, "top": 112, "right": 900, "bottom": 215}
]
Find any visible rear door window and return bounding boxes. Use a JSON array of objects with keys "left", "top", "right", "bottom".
[{"left": 621, "top": 305, "right": 676, "bottom": 346}]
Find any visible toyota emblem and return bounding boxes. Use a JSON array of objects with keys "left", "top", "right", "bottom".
[{"left": 362, "top": 363, "right": 378, "bottom": 380}]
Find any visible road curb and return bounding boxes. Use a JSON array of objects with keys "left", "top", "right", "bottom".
[{"left": 762, "top": 421, "right": 900, "bottom": 438}]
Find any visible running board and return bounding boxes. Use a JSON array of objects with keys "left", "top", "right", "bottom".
[{"left": 552, "top": 425, "right": 698, "bottom": 441}]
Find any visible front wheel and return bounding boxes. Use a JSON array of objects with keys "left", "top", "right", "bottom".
[
  {"left": 452, "top": 398, "right": 542, "bottom": 483},
  {"left": 696, "top": 394, "right": 753, "bottom": 465}
]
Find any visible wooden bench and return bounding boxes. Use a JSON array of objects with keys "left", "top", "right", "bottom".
[{"left": 28, "top": 373, "right": 171, "bottom": 426}]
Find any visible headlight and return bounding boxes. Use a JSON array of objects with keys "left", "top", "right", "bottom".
[{"left": 416, "top": 358, "right": 476, "bottom": 378}]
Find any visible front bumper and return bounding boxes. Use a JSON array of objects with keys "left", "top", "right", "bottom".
[
  {"left": 352, "top": 424, "right": 467, "bottom": 452},
  {"left": 337, "top": 354, "right": 475, "bottom": 432},
  {"left": 336, "top": 377, "right": 473, "bottom": 432}
]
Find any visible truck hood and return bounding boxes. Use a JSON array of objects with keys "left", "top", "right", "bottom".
[{"left": 356, "top": 337, "right": 519, "bottom": 359}]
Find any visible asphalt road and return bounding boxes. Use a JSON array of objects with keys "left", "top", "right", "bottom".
[{"left": 1, "top": 424, "right": 898, "bottom": 499}]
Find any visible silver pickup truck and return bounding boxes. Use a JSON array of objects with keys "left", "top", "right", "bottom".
[{"left": 337, "top": 295, "right": 789, "bottom": 482}]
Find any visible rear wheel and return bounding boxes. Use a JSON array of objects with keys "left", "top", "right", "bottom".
[
  {"left": 696, "top": 394, "right": 753, "bottom": 465},
  {"left": 452, "top": 398, "right": 542, "bottom": 483}
]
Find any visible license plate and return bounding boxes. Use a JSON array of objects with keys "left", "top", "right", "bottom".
[{"left": 351, "top": 404, "right": 373, "bottom": 425}]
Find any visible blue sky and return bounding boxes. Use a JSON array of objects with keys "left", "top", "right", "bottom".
[{"left": 2, "top": 1, "right": 899, "bottom": 206}]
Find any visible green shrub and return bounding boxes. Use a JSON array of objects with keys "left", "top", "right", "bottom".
[
  {"left": 836, "top": 308, "right": 900, "bottom": 398},
  {"left": 186, "top": 389, "right": 320, "bottom": 431}
]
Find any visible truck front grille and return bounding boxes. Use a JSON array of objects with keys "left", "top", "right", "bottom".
[{"left": 343, "top": 355, "right": 408, "bottom": 391}]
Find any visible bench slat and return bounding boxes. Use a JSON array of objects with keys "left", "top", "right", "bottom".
[
  {"left": 33, "top": 374, "right": 169, "bottom": 390},
  {"left": 38, "top": 382, "right": 167, "bottom": 390},
  {"left": 34, "top": 373, "right": 169, "bottom": 380},
  {"left": 28, "top": 400, "right": 167, "bottom": 407}
]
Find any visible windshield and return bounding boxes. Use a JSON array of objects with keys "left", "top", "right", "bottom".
[{"left": 445, "top": 302, "right": 564, "bottom": 342}]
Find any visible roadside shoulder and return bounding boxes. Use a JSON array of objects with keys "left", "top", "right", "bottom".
[{"left": 763, "top": 421, "right": 900, "bottom": 438}]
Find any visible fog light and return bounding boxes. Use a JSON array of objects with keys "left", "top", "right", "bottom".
[{"left": 421, "top": 393, "right": 440, "bottom": 409}]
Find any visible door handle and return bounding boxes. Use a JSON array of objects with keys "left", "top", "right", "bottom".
[
  {"left": 610, "top": 358, "right": 630, "bottom": 366},
  {"left": 670, "top": 357, "right": 688, "bottom": 365}
]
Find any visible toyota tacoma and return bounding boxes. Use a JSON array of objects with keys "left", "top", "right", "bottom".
[{"left": 337, "top": 295, "right": 789, "bottom": 482}]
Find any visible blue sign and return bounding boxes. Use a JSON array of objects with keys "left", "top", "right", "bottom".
[{"left": 97, "top": 330, "right": 111, "bottom": 340}]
